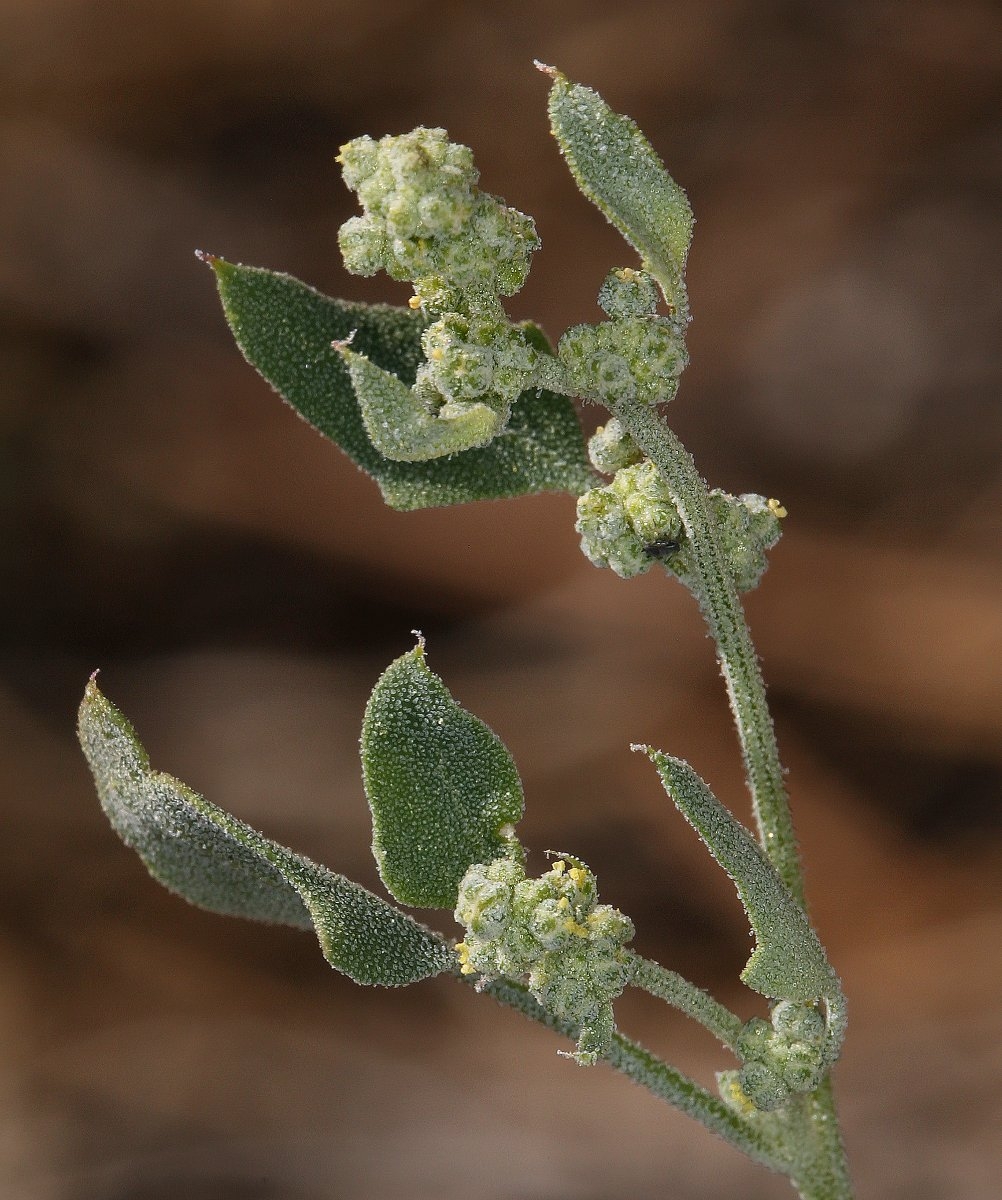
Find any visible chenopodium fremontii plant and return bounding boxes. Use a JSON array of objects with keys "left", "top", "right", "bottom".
[{"left": 78, "top": 65, "right": 853, "bottom": 1200}]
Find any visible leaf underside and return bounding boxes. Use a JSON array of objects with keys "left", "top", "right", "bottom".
[
  {"left": 207, "top": 258, "right": 595, "bottom": 510},
  {"left": 361, "top": 640, "right": 525, "bottom": 909},
  {"left": 78, "top": 678, "right": 453, "bottom": 986}
]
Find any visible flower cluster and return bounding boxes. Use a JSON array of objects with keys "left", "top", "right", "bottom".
[
  {"left": 338, "top": 127, "right": 539, "bottom": 314},
  {"left": 557, "top": 268, "right": 687, "bottom": 406},
  {"left": 454, "top": 855, "right": 635, "bottom": 1065},
  {"left": 576, "top": 460, "right": 785, "bottom": 591},
  {"left": 420, "top": 312, "right": 538, "bottom": 408},
  {"left": 576, "top": 459, "right": 683, "bottom": 578},
  {"left": 723, "top": 1002, "right": 830, "bottom": 1112}
]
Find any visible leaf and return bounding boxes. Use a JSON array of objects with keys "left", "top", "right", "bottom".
[
  {"left": 339, "top": 345, "right": 506, "bottom": 461},
  {"left": 543, "top": 67, "right": 694, "bottom": 326},
  {"left": 205, "top": 257, "right": 596, "bottom": 509},
  {"left": 639, "top": 748, "right": 838, "bottom": 1003},
  {"left": 78, "top": 677, "right": 454, "bottom": 986},
  {"left": 361, "top": 637, "right": 525, "bottom": 909}
]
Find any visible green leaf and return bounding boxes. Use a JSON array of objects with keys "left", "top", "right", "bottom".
[
  {"left": 361, "top": 637, "right": 525, "bottom": 909},
  {"left": 338, "top": 345, "right": 506, "bottom": 461},
  {"left": 78, "top": 677, "right": 454, "bottom": 986},
  {"left": 205, "top": 257, "right": 595, "bottom": 509},
  {"left": 639, "top": 748, "right": 839, "bottom": 1004},
  {"left": 543, "top": 67, "right": 694, "bottom": 326}
]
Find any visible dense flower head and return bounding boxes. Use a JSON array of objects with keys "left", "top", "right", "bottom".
[
  {"left": 337, "top": 127, "right": 539, "bottom": 310},
  {"left": 454, "top": 854, "right": 634, "bottom": 1065},
  {"left": 558, "top": 315, "right": 687, "bottom": 406},
  {"left": 420, "top": 312, "right": 539, "bottom": 406},
  {"left": 576, "top": 460, "right": 683, "bottom": 579},
  {"left": 728, "top": 1003, "right": 829, "bottom": 1111}
]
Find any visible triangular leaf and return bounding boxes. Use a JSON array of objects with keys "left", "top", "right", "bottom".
[
  {"left": 543, "top": 68, "right": 694, "bottom": 326},
  {"left": 206, "top": 257, "right": 595, "bottom": 509},
  {"left": 79, "top": 678, "right": 454, "bottom": 986},
  {"left": 640, "top": 748, "right": 838, "bottom": 1003},
  {"left": 361, "top": 638, "right": 525, "bottom": 909}
]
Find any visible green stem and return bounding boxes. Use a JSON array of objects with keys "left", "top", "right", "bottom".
[
  {"left": 626, "top": 952, "right": 743, "bottom": 1051},
  {"left": 475, "top": 973, "right": 791, "bottom": 1177},
  {"left": 607, "top": 396, "right": 804, "bottom": 906},
  {"left": 792, "top": 1081, "right": 854, "bottom": 1200}
]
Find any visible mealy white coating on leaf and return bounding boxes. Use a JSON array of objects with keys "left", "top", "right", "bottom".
[
  {"left": 361, "top": 642, "right": 525, "bottom": 909},
  {"left": 640, "top": 747, "right": 841, "bottom": 1006},
  {"left": 78, "top": 678, "right": 453, "bottom": 986}
]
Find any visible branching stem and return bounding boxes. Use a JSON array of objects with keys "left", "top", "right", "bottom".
[
  {"left": 476, "top": 973, "right": 791, "bottom": 1176},
  {"left": 607, "top": 396, "right": 805, "bottom": 906},
  {"left": 626, "top": 952, "right": 743, "bottom": 1051}
]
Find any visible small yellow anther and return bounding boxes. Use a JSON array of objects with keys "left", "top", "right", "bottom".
[
  {"left": 564, "top": 919, "right": 590, "bottom": 939},
  {"left": 456, "top": 942, "right": 476, "bottom": 975},
  {"left": 767, "top": 498, "right": 788, "bottom": 519},
  {"left": 557, "top": 896, "right": 570, "bottom": 911},
  {"left": 408, "top": 295, "right": 422, "bottom": 310},
  {"left": 430, "top": 348, "right": 445, "bottom": 361},
  {"left": 568, "top": 867, "right": 587, "bottom": 887},
  {"left": 551, "top": 860, "right": 566, "bottom": 876}
]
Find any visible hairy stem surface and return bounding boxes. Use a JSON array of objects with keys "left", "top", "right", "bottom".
[
  {"left": 608, "top": 396, "right": 804, "bottom": 906},
  {"left": 627, "top": 952, "right": 743, "bottom": 1050}
]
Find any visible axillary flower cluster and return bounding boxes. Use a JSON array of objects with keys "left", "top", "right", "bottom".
[{"left": 454, "top": 853, "right": 635, "bottom": 1065}]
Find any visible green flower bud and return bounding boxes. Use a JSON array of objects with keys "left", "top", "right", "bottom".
[
  {"left": 777, "top": 1042, "right": 826, "bottom": 1093},
  {"left": 771, "top": 1000, "right": 826, "bottom": 1045},
  {"left": 706, "top": 491, "right": 784, "bottom": 593},
  {"left": 597, "top": 268, "right": 660, "bottom": 319},
  {"left": 557, "top": 313, "right": 686, "bottom": 405},
  {"left": 575, "top": 485, "right": 651, "bottom": 579},
  {"left": 587, "top": 417, "right": 643, "bottom": 474},
  {"left": 421, "top": 313, "right": 537, "bottom": 406},
  {"left": 610, "top": 460, "right": 682, "bottom": 546},
  {"left": 337, "top": 214, "right": 388, "bottom": 277},
  {"left": 736, "top": 1016, "right": 774, "bottom": 1063},
  {"left": 738, "top": 1061, "right": 791, "bottom": 1113}
]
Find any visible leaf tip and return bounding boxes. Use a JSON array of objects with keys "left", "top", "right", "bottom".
[
  {"left": 194, "top": 248, "right": 218, "bottom": 266},
  {"left": 409, "top": 629, "right": 427, "bottom": 658},
  {"left": 533, "top": 60, "right": 560, "bottom": 79}
]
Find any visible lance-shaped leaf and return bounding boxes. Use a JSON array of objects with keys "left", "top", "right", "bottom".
[
  {"left": 204, "top": 256, "right": 595, "bottom": 508},
  {"left": 361, "top": 638, "right": 524, "bottom": 909},
  {"left": 639, "top": 747, "right": 839, "bottom": 1004},
  {"left": 542, "top": 66, "right": 694, "bottom": 327},
  {"left": 338, "top": 345, "right": 506, "bottom": 462},
  {"left": 78, "top": 678, "right": 454, "bottom": 986}
]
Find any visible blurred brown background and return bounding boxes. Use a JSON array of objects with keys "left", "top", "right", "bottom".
[{"left": 3, "top": 2, "right": 1001, "bottom": 1197}]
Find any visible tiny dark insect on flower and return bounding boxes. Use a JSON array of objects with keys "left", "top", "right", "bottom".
[{"left": 644, "top": 539, "right": 681, "bottom": 560}]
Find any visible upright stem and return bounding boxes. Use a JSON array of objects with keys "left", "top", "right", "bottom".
[{"left": 608, "top": 396, "right": 804, "bottom": 906}]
